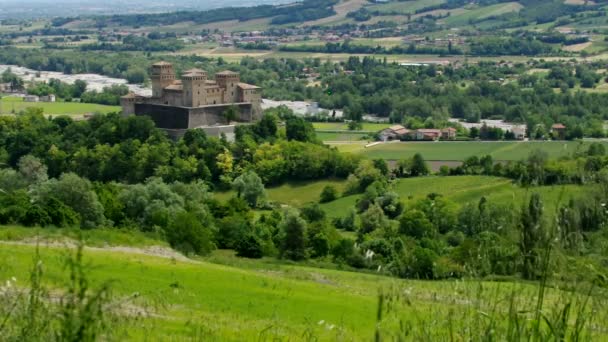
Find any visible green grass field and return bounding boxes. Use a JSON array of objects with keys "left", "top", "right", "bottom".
[
  {"left": 0, "top": 228, "right": 604, "bottom": 340},
  {"left": 316, "top": 131, "right": 371, "bottom": 141},
  {"left": 369, "top": 0, "right": 445, "bottom": 14},
  {"left": 313, "top": 122, "right": 390, "bottom": 131},
  {"left": 331, "top": 140, "right": 605, "bottom": 161},
  {"left": 320, "top": 175, "right": 587, "bottom": 217},
  {"left": 0, "top": 96, "right": 120, "bottom": 115},
  {"left": 443, "top": 2, "right": 523, "bottom": 26},
  {"left": 215, "top": 179, "right": 347, "bottom": 206}
]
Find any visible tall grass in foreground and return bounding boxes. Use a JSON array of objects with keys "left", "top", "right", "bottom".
[
  {"left": 373, "top": 190, "right": 608, "bottom": 342},
  {"left": 374, "top": 279, "right": 607, "bottom": 341},
  {"left": 0, "top": 243, "right": 135, "bottom": 341}
]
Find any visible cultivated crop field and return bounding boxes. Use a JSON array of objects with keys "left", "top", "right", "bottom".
[
  {"left": 0, "top": 230, "right": 605, "bottom": 340},
  {"left": 331, "top": 140, "right": 608, "bottom": 161},
  {"left": 0, "top": 96, "right": 120, "bottom": 115}
]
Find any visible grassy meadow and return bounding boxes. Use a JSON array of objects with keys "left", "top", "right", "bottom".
[
  {"left": 320, "top": 175, "right": 589, "bottom": 218},
  {"left": 330, "top": 140, "right": 606, "bottom": 161},
  {"left": 213, "top": 174, "right": 587, "bottom": 220},
  {"left": 0, "top": 232, "right": 605, "bottom": 340},
  {"left": 215, "top": 179, "right": 348, "bottom": 206},
  {"left": 0, "top": 96, "right": 120, "bottom": 115}
]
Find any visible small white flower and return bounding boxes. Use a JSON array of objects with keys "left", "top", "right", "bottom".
[
  {"left": 327, "top": 324, "right": 335, "bottom": 330},
  {"left": 11, "top": 277, "right": 16, "bottom": 282},
  {"left": 318, "top": 320, "right": 325, "bottom": 325}
]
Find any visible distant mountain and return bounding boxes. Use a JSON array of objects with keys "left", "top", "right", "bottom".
[{"left": 0, "top": 0, "right": 295, "bottom": 19}]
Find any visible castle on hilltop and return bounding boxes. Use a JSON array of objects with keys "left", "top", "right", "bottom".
[{"left": 121, "top": 61, "right": 262, "bottom": 137}]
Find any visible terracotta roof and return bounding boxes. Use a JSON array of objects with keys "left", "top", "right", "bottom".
[
  {"left": 441, "top": 127, "right": 457, "bottom": 132},
  {"left": 552, "top": 123, "right": 566, "bottom": 129},
  {"left": 216, "top": 70, "right": 239, "bottom": 76},
  {"left": 237, "top": 82, "right": 260, "bottom": 90},
  {"left": 389, "top": 124, "right": 406, "bottom": 131},
  {"left": 184, "top": 68, "right": 205, "bottom": 74},
  {"left": 417, "top": 129, "right": 441, "bottom": 133},
  {"left": 182, "top": 69, "right": 207, "bottom": 78}
]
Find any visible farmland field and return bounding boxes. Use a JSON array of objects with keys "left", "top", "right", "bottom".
[
  {"left": 0, "top": 96, "right": 120, "bottom": 115},
  {"left": 0, "top": 228, "right": 605, "bottom": 340},
  {"left": 330, "top": 140, "right": 607, "bottom": 161}
]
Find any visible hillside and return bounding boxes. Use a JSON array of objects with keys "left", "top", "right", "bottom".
[{"left": 1, "top": 228, "right": 606, "bottom": 340}]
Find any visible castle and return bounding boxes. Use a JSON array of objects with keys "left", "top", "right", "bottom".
[{"left": 121, "top": 61, "right": 262, "bottom": 137}]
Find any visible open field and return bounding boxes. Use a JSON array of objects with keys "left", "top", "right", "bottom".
[
  {"left": 214, "top": 179, "right": 348, "bottom": 206},
  {"left": 369, "top": 0, "right": 446, "bottom": 14},
  {"left": 0, "top": 227, "right": 605, "bottom": 340},
  {"left": 443, "top": 2, "right": 523, "bottom": 26},
  {"left": 320, "top": 175, "right": 590, "bottom": 218},
  {"left": 313, "top": 122, "right": 390, "bottom": 131},
  {"left": 330, "top": 140, "right": 606, "bottom": 161},
  {"left": 304, "top": 0, "right": 367, "bottom": 26},
  {"left": 0, "top": 96, "right": 120, "bottom": 115},
  {"left": 316, "top": 131, "right": 371, "bottom": 141}
]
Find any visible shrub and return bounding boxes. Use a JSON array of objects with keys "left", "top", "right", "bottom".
[
  {"left": 319, "top": 185, "right": 338, "bottom": 203},
  {"left": 235, "top": 234, "right": 264, "bottom": 259},
  {"left": 165, "top": 211, "right": 215, "bottom": 255}
]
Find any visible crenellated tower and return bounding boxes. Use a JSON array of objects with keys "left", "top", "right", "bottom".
[
  {"left": 215, "top": 70, "right": 240, "bottom": 103},
  {"left": 150, "top": 61, "right": 176, "bottom": 98},
  {"left": 182, "top": 68, "right": 207, "bottom": 107}
]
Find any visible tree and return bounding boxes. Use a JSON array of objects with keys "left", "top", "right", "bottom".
[
  {"left": 409, "top": 153, "right": 429, "bottom": 177},
  {"left": 236, "top": 233, "right": 264, "bottom": 258},
  {"left": 399, "top": 209, "right": 435, "bottom": 239},
  {"left": 222, "top": 106, "right": 238, "bottom": 124},
  {"left": 232, "top": 170, "right": 266, "bottom": 208},
  {"left": 319, "top": 185, "right": 338, "bottom": 203},
  {"left": 285, "top": 115, "right": 316, "bottom": 142},
  {"left": 280, "top": 209, "right": 308, "bottom": 261},
  {"left": 519, "top": 193, "right": 545, "bottom": 280},
  {"left": 359, "top": 203, "right": 389, "bottom": 235},
  {"left": 17, "top": 155, "right": 48, "bottom": 184},
  {"left": 32, "top": 173, "right": 106, "bottom": 228},
  {"left": 166, "top": 211, "right": 214, "bottom": 255}
]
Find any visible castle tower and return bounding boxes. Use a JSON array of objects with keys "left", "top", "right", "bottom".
[
  {"left": 215, "top": 70, "right": 240, "bottom": 103},
  {"left": 120, "top": 92, "right": 137, "bottom": 116},
  {"left": 150, "top": 61, "right": 176, "bottom": 98},
  {"left": 181, "top": 68, "right": 207, "bottom": 107}
]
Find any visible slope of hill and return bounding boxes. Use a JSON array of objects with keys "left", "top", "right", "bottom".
[{"left": 1, "top": 229, "right": 606, "bottom": 340}]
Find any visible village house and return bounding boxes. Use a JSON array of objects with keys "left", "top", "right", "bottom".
[
  {"left": 24, "top": 95, "right": 39, "bottom": 102},
  {"left": 511, "top": 125, "right": 527, "bottom": 140},
  {"left": 379, "top": 125, "right": 410, "bottom": 141},
  {"left": 441, "top": 127, "right": 457, "bottom": 140},
  {"left": 415, "top": 129, "right": 442, "bottom": 141},
  {"left": 551, "top": 123, "right": 567, "bottom": 140},
  {"left": 40, "top": 94, "right": 56, "bottom": 102}
]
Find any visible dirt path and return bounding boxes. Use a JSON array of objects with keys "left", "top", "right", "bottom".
[{"left": 0, "top": 239, "right": 195, "bottom": 263}]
